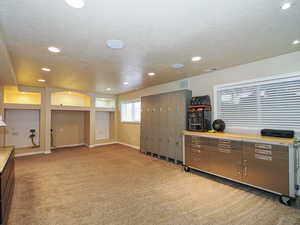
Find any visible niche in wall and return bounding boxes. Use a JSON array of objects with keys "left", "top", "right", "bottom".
[
  {"left": 95, "top": 111, "right": 115, "bottom": 144},
  {"left": 4, "top": 86, "right": 41, "bottom": 105},
  {"left": 4, "top": 109, "right": 40, "bottom": 149},
  {"left": 95, "top": 112, "right": 110, "bottom": 140},
  {"left": 51, "top": 91, "right": 90, "bottom": 107},
  {"left": 51, "top": 110, "right": 89, "bottom": 148}
]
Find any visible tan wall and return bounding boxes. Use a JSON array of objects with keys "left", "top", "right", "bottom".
[
  {"left": 51, "top": 110, "right": 88, "bottom": 147},
  {"left": 117, "top": 51, "right": 300, "bottom": 147}
]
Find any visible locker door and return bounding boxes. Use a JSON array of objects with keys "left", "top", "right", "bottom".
[
  {"left": 144, "top": 97, "right": 151, "bottom": 153},
  {"left": 151, "top": 95, "right": 160, "bottom": 155},
  {"left": 146, "top": 96, "right": 153, "bottom": 153},
  {"left": 174, "top": 92, "right": 186, "bottom": 161},
  {"left": 167, "top": 93, "right": 177, "bottom": 159},
  {"left": 159, "top": 94, "right": 168, "bottom": 157},
  {"left": 140, "top": 97, "right": 146, "bottom": 153}
]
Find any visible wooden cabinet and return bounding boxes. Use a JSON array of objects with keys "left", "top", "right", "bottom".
[
  {"left": 0, "top": 148, "right": 15, "bottom": 225},
  {"left": 184, "top": 134, "right": 293, "bottom": 197}
]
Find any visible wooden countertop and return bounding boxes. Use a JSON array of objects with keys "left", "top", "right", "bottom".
[
  {"left": 0, "top": 146, "right": 14, "bottom": 173},
  {"left": 183, "top": 130, "right": 295, "bottom": 145}
]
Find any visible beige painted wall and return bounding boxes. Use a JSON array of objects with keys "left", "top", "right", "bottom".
[
  {"left": 51, "top": 110, "right": 87, "bottom": 147},
  {"left": 117, "top": 51, "right": 300, "bottom": 147}
]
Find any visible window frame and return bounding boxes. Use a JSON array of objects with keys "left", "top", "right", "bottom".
[
  {"left": 213, "top": 71, "right": 300, "bottom": 134},
  {"left": 120, "top": 99, "right": 141, "bottom": 124}
]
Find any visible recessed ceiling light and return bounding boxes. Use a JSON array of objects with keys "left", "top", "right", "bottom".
[
  {"left": 171, "top": 64, "right": 184, "bottom": 69},
  {"left": 37, "top": 79, "right": 46, "bottom": 83},
  {"left": 123, "top": 82, "right": 129, "bottom": 85},
  {"left": 292, "top": 39, "right": 299, "bottom": 45},
  {"left": 65, "top": 0, "right": 85, "bottom": 8},
  {"left": 41, "top": 68, "right": 51, "bottom": 72},
  {"left": 106, "top": 88, "right": 112, "bottom": 91},
  {"left": 48, "top": 46, "right": 61, "bottom": 53},
  {"left": 148, "top": 72, "right": 156, "bottom": 76},
  {"left": 191, "top": 56, "right": 202, "bottom": 62},
  {"left": 106, "top": 40, "right": 125, "bottom": 49},
  {"left": 281, "top": 2, "right": 292, "bottom": 10}
]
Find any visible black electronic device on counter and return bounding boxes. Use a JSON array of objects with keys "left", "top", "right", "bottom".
[
  {"left": 261, "top": 129, "right": 294, "bottom": 138},
  {"left": 212, "top": 119, "right": 226, "bottom": 132},
  {"left": 187, "top": 96, "right": 212, "bottom": 132}
]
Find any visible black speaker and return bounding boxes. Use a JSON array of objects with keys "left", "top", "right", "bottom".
[{"left": 261, "top": 129, "right": 294, "bottom": 138}]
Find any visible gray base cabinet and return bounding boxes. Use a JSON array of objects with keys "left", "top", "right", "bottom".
[
  {"left": 140, "top": 90, "right": 192, "bottom": 161},
  {"left": 184, "top": 135, "right": 294, "bottom": 197}
]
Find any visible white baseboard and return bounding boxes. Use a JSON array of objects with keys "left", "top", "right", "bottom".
[
  {"left": 15, "top": 151, "right": 45, "bottom": 158},
  {"left": 51, "top": 143, "right": 87, "bottom": 150},
  {"left": 89, "top": 142, "right": 117, "bottom": 148},
  {"left": 117, "top": 142, "right": 140, "bottom": 150}
]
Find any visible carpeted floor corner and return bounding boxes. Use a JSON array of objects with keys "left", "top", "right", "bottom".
[{"left": 8, "top": 144, "right": 300, "bottom": 225}]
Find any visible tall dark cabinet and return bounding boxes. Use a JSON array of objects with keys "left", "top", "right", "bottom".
[{"left": 140, "top": 90, "right": 192, "bottom": 162}]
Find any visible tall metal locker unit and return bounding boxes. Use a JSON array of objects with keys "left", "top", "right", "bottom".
[{"left": 140, "top": 90, "right": 192, "bottom": 162}]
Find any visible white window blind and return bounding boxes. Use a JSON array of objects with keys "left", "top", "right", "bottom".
[
  {"left": 215, "top": 73, "right": 300, "bottom": 132},
  {"left": 121, "top": 100, "right": 141, "bottom": 123}
]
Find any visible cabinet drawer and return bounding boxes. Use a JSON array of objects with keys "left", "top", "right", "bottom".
[
  {"left": 1, "top": 155, "right": 14, "bottom": 197},
  {"left": 191, "top": 136, "right": 211, "bottom": 145},
  {"left": 243, "top": 143, "right": 288, "bottom": 160}
]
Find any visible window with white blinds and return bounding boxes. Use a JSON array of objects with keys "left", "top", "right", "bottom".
[
  {"left": 121, "top": 100, "right": 141, "bottom": 123},
  {"left": 214, "top": 73, "right": 300, "bottom": 132}
]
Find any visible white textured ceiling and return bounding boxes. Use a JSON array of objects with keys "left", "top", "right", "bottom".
[{"left": 0, "top": 0, "right": 299, "bottom": 94}]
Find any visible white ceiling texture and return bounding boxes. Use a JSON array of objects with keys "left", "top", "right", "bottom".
[{"left": 0, "top": 0, "right": 299, "bottom": 94}]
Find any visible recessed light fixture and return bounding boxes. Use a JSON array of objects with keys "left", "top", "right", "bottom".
[
  {"left": 65, "top": 0, "right": 85, "bottom": 8},
  {"left": 281, "top": 2, "right": 292, "bottom": 10},
  {"left": 41, "top": 68, "right": 51, "bottom": 72},
  {"left": 37, "top": 79, "right": 46, "bottom": 83},
  {"left": 123, "top": 82, "right": 129, "bottom": 85},
  {"left": 171, "top": 64, "right": 184, "bottom": 69},
  {"left": 191, "top": 56, "right": 202, "bottom": 62},
  {"left": 48, "top": 46, "right": 61, "bottom": 53},
  {"left": 148, "top": 72, "right": 156, "bottom": 76},
  {"left": 106, "top": 40, "right": 125, "bottom": 49},
  {"left": 106, "top": 88, "right": 112, "bottom": 91},
  {"left": 292, "top": 39, "right": 299, "bottom": 45}
]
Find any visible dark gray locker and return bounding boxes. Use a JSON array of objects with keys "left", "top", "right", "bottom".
[
  {"left": 159, "top": 94, "right": 169, "bottom": 157},
  {"left": 144, "top": 96, "right": 151, "bottom": 153},
  {"left": 140, "top": 96, "right": 148, "bottom": 153},
  {"left": 174, "top": 90, "right": 191, "bottom": 161},
  {"left": 140, "top": 90, "right": 192, "bottom": 161},
  {"left": 167, "top": 93, "right": 178, "bottom": 159},
  {"left": 151, "top": 95, "right": 160, "bottom": 155}
]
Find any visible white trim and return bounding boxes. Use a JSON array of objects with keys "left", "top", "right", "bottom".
[
  {"left": 117, "top": 142, "right": 140, "bottom": 150},
  {"left": 51, "top": 143, "right": 87, "bottom": 149},
  {"left": 89, "top": 142, "right": 117, "bottom": 148},
  {"left": 15, "top": 151, "right": 45, "bottom": 157},
  {"left": 214, "top": 71, "right": 300, "bottom": 90}
]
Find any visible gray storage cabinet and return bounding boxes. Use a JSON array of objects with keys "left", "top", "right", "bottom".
[
  {"left": 140, "top": 90, "right": 192, "bottom": 162},
  {"left": 184, "top": 134, "right": 296, "bottom": 199}
]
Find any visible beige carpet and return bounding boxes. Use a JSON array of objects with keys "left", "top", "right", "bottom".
[{"left": 8, "top": 144, "right": 300, "bottom": 225}]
